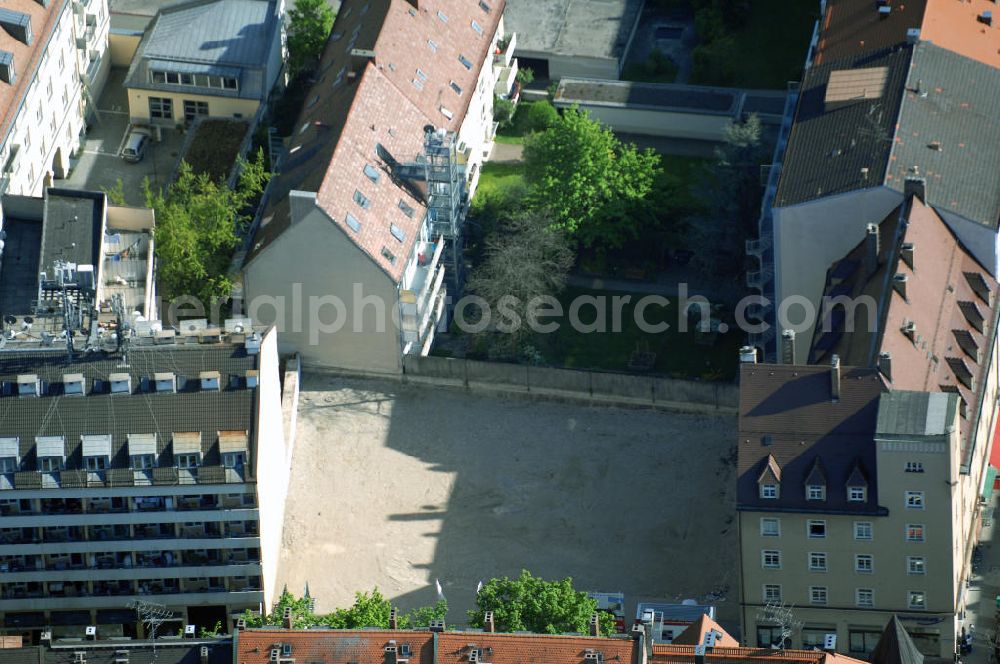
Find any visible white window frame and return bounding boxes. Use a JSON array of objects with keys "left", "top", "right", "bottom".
[
  {"left": 855, "top": 554, "right": 873, "bottom": 574},
  {"left": 761, "top": 484, "right": 778, "bottom": 499},
  {"left": 763, "top": 584, "right": 781, "bottom": 603},
  {"left": 809, "top": 586, "right": 828, "bottom": 605},
  {"left": 762, "top": 550, "right": 781, "bottom": 569},
  {"left": 854, "top": 521, "right": 873, "bottom": 540},
  {"left": 907, "top": 591, "right": 925, "bottom": 609},
  {"left": 848, "top": 486, "right": 866, "bottom": 502},
  {"left": 856, "top": 588, "right": 874, "bottom": 608},
  {"left": 906, "top": 524, "right": 925, "bottom": 542},
  {"left": 807, "top": 519, "right": 827, "bottom": 539},
  {"left": 905, "top": 491, "right": 925, "bottom": 510},
  {"left": 905, "top": 461, "right": 924, "bottom": 473},
  {"left": 809, "top": 552, "right": 827, "bottom": 572},
  {"left": 176, "top": 453, "right": 200, "bottom": 469},
  {"left": 38, "top": 457, "right": 61, "bottom": 472},
  {"left": 760, "top": 518, "right": 780, "bottom": 537},
  {"left": 85, "top": 456, "right": 107, "bottom": 471},
  {"left": 807, "top": 485, "right": 826, "bottom": 501},
  {"left": 907, "top": 556, "right": 926, "bottom": 575},
  {"left": 0, "top": 457, "right": 16, "bottom": 473}
]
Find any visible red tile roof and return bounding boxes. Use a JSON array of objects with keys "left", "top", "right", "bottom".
[
  {"left": 670, "top": 615, "right": 739, "bottom": 648},
  {"left": 651, "top": 645, "right": 865, "bottom": 664},
  {"left": 237, "top": 629, "right": 435, "bottom": 664},
  {"left": 436, "top": 632, "right": 637, "bottom": 664}
]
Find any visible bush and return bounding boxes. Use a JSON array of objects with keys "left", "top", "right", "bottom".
[
  {"left": 494, "top": 97, "right": 516, "bottom": 127},
  {"left": 525, "top": 101, "right": 559, "bottom": 133},
  {"left": 692, "top": 35, "right": 738, "bottom": 86},
  {"left": 516, "top": 67, "right": 534, "bottom": 86}
]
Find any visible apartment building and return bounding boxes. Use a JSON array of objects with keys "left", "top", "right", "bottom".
[
  {"left": 737, "top": 358, "right": 991, "bottom": 659},
  {"left": 241, "top": 0, "right": 513, "bottom": 373},
  {"left": 0, "top": 0, "right": 110, "bottom": 198},
  {"left": 746, "top": 0, "right": 1000, "bottom": 360}
]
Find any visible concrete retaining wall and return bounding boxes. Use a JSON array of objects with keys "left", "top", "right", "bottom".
[{"left": 401, "top": 355, "right": 737, "bottom": 413}]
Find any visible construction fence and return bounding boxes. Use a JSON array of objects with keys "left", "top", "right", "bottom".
[{"left": 402, "top": 355, "right": 738, "bottom": 414}]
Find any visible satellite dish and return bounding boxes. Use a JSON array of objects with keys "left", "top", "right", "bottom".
[
  {"left": 23, "top": 316, "right": 33, "bottom": 324},
  {"left": 3, "top": 315, "right": 15, "bottom": 325}
]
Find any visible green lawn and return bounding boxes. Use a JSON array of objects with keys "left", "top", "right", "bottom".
[
  {"left": 622, "top": 49, "right": 679, "bottom": 84},
  {"left": 533, "top": 287, "right": 740, "bottom": 380},
  {"left": 473, "top": 161, "right": 526, "bottom": 203},
  {"left": 494, "top": 101, "right": 543, "bottom": 145}
]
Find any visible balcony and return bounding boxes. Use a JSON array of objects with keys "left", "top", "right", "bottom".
[
  {"left": 494, "top": 32, "right": 516, "bottom": 68},
  {"left": 133, "top": 496, "right": 167, "bottom": 512},
  {"left": 494, "top": 58, "right": 518, "bottom": 100},
  {"left": 42, "top": 527, "right": 84, "bottom": 543},
  {"left": 95, "top": 580, "right": 136, "bottom": 596},
  {"left": 89, "top": 525, "right": 131, "bottom": 541},
  {"left": 746, "top": 237, "right": 770, "bottom": 258},
  {"left": 135, "top": 524, "right": 177, "bottom": 539},
  {"left": 177, "top": 495, "right": 218, "bottom": 511},
  {"left": 47, "top": 581, "right": 88, "bottom": 598},
  {"left": 400, "top": 239, "right": 446, "bottom": 354}
]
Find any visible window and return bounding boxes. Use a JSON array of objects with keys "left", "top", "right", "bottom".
[
  {"left": 0, "top": 457, "right": 16, "bottom": 473},
  {"left": 762, "top": 550, "right": 781, "bottom": 569},
  {"left": 416, "top": 68, "right": 428, "bottom": 82},
  {"left": 855, "top": 554, "right": 873, "bottom": 573},
  {"left": 389, "top": 224, "right": 405, "bottom": 243},
  {"left": 450, "top": 80, "right": 462, "bottom": 95},
  {"left": 440, "top": 106, "right": 454, "bottom": 120},
  {"left": 809, "top": 552, "right": 827, "bottom": 571},
  {"left": 437, "top": 9, "right": 448, "bottom": 22},
  {"left": 907, "top": 591, "right": 925, "bottom": 609},
  {"left": 856, "top": 588, "right": 874, "bottom": 608},
  {"left": 35, "top": 106, "right": 42, "bottom": 123},
  {"left": 222, "top": 452, "right": 246, "bottom": 469},
  {"left": 479, "top": 0, "right": 491, "bottom": 12},
  {"left": 176, "top": 454, "right": 200, "bottom": 469},
  {"left": 345, "top": 212, "right": 362, "bottom": 233},
  {"left": 808, "top": 520, "right": 827, "bottom": 538},
  {"left": 458, "top": 54, "right": 473, "bottom": 70},
  {"left": 760, "top": 484, "right": 778, "bottom": 499},
  {"left": 854, "top": 521, "right": 872, "bottom": 540},
  {"left": 149, "top": 97, "right": 173, "bottom": 120},
  {"left": 85, "top": 457, "right": 107, "bottom": 471},
  {"left": 908, "top": 556, "right": 926, "bottom": 575},
  {"left": 381, "top": 247, "right": 397, "bottom": 265},
  {"left": 760, "top": 518, "right": 780, "bottom": 537},
  {"left": 906, "top": 524, "right": 925, "bottom": 542},
  {"left": 223, "top": 77, "right": 238, "bottom": 90},
  {"left": 762, "top": 585, "right": 782, "bottom": 603},
  {"left": 38, "top": 457, "right": 61, "bottom": 472},
  {"left": 758, "top": 625, "right": 788, "bottom": 649},
  {"left": 398, "top": 200, "right": 414, "bottom": 218},
  {"left": 906, "top": 491, "right": 925, "bottom": 509},
  {"left": 849, "top": 486, "right": 867, "bottom": 502},
  {"left": 427, "top": 39, "right": 438, "bottom": 52},
  {"left": 807, "top": 485, "right": 826, "bottom": 500},
  {"left": 180, "top": 73, "right": 194, "bottom": 86},
  {"left": 363, "top": 163, "right": 380, "bottom": 183},
  {"left": 905, "top": 461, "right": 924, "bottom": 473},
  {"left": 809, "top": 586, "right": 828, "bottom": 605},
  {"left": 849, "top": 629, "right": 882, "bottom": 654},
  {"left": 183, "top": 100, "right": 209, "bottom": 121},
  {"left": 132, "top": 454, "right": 155, "bottom": 470},
  {"left": 165, "top": 72, "right": 180, "bottom": 84},
  {"left": 411, "top": 77, "right": 424, "bottom": 92},
  {"left": 353, "top": 190, "right": 371, "bottom": 210},
  {"left": 471, "top": 19, "right": 484, "bottom": 35}
]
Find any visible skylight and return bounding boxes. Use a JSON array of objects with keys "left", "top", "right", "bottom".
[
  {"left": 479, "top": 0, "right": 491, "bottom": 13},
  {"left": 398, "top": 200, "right": 414, "bottom": 218},
  {"left": 416, "top": 68, "right": 427, "bottom": 81},
  {"left": 458, "top": 54, "right": 473, "bottom": 70},
  {"left": 390, "top": 224, "right": 406, "bottom": 243},
  {"left": 346, "top": 213, "right": 361, "bottom": 233},
  {"left": 471, "top": 20, "right": 484, "bottom": 36},
  {"left": 437, "top": 10, "right": 448, "bottom": 22},
  {"left": 440, "top": 106, "right": 454, "bottom": 120},
  {"left": 330, "top": 31, "right": 343, "bottom": 42},
  {"left": 450, "top": 81, "right": 462, "bottom": 95},
  {"left": 363, "top": 163, "right": 380, "bottom": 182},
  {"left": 428, "top": 39, "right": 438, "bottom": 52},
  {"left": 361, "top": 2, "right": 369, "bottom": 15},
  {"left": 381, "top": 247, "right": 397, "bottom": 264},
  {"left": 353, "top": 190, "right": 371, "bottom": 209},
  {"left": 412, "top": 78, "right": 424, "bottom": 91}
]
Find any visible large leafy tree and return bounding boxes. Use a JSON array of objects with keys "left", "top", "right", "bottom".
[
  {"left": 286, "top": 0, "right": 335, "bottom": 77},
  {"left": 468, "top": 570, "right": 616, "bottom": 637},
  {"left": 523, "top": 108, "right": 660, "bottom": 248},
  {"left": 144, "top": 150, "right": 268, "bottom": 307},
  {"left": 241, "top": 589, "right": 447, "bottom": 630}
]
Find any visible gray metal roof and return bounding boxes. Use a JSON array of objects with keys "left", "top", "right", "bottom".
[
  {"left": 876, "top": 390, "right": 958, "bottom": 438},
  {"left": 886, "top": 43, "right": 1000, "bottom": 229},
  {"left": 124, "top": 0, "right": 278, "bottom": 101},
  {"left": 0, "top": 344, "right": 257, "bottom": 484}
]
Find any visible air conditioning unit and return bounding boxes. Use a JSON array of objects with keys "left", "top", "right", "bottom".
[
  {"left": 269, "top": 648, "right": 280, "bottom": 662},
  {"left": 74, "top": 653, "right": 87, "bottom": 664},
  {"left": 185, "top": 625, "right": 195, "bottom": 636},
  {"left": 824, "top": 634, "right": 837, "bottom": 650},
  {"left": 85, "top": 625, "right": 97, "bottom": 637}
]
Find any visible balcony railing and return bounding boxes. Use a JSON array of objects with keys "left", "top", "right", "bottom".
[
  {"left": 494, "top": 32, "right": 516, "bottom": 68},
  {"left": 494, "top": 59, "right": 518, "bottom": 99}
]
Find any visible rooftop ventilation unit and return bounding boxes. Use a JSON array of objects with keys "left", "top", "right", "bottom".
[
  {"left": 225, "top": 318, "right": 252, "bottom": 334},
  {"left": 245, "top": 332, "right": 262, "bottom": 355},
  {"left": 154, "top": 372, "right": 177, "bottom": 393},
  {"left": 906, "top": 28, "right": 920, "bottom": 44},
  {"left": 109, "top": 373, "right": 131, "bottom": 394},
  {"left": 179, "top": 319, "right": 208, "bottom": 336},
  {"left": 0, "top": 9, "right": 33, "bottom": 45},
  {"left": 63, "top": 373, "right": 85, "bottom": 395},
  {"left": 245, "top": 370, "right": 259, "bottom": 389},
  {"left": 878, "top": 5, "right": 891, "bottom": 18},
  {"left": 17, "top": 374, "right": 40, "bottom": 397}
]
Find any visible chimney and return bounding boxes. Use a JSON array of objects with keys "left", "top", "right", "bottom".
[
  {"left": 904, "top": 177, "right": 926, "bottom": 203},
  {"left": 483, "top": 611, "right": 495, "bottom": 633},
  {"left": 632, "top": 624, "right": 649, "bottom": 664},
  {"left": 864, "top": 223, "right": 880, "bottom": 276},
  {"left": 695, "top": 645, "right": 707, "bottom": 664},
  {"left": 739, "top": 346, "right": 758, "bottom": 364},
  {"left": 389, "top": 607, "right": 398, "bottom": 630},
  {"left": 780, "top": 329, "right": 796, "bottom": 364},
  {"left": 589, "top": 613, "right": 600, "bottom": 637},
  {"left": 283, "top": 607, "right": 293, "bottom": 630},
  {"left": 830, "top": 354, "right": 841, "bottom": 401},
  {"left": 0, "top": 51, "right": 14, "bottom": 85},
  {"left": 429, "top": 619, "right": 446, "bottom": 633},
  {"left": 893, "top": 273, "right": 909, "bottom": 301},
  {"left": 902, "top": 320, "right": 916, "bottom": 342},
  {"left": 878, "top": 352, "right": 892, "bottom": 382},
  {"left": 900, "top": 243, "right": 914, "bottom": 271},
  {"left": 236, "top": 618, "right": 246, "bottom": 631},
  {"left": 906, "top": 28, "right": 921, "bottom": 44}
]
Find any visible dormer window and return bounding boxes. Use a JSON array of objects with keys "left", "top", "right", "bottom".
[
  {"left": 849, "top": 486, "right": 867, "bottom": 502},
  {"left": 81, "top": 435, "right": 111, "bottom": 472},
  {"left": 154, "top": 372, "right": 177, "bottom": 393},
  {"left": 173, "top": 432, "right": 201, "bottom": 468},
  {"left": 0, "top": 437, "right": 18, "bottom": 473},
  {"left": 36, "top": 436, "right": 65, "bottom": 472},
  {"left": 807, "top": 485, "right": 826, "bottom": 501},
  {"left": 132, "top": 454, "right": 155, "bottom": 470},
  {"left": 109, "top": 373, "right": 131, "bottom": 394},
  {"left": 846, "top": 462, "right": 868, "bottom": 503},
  {"left": 758, "top": 454, "right": 781, "bottom": 500},
  {"left": 199, "top": 371, "right": 220, "bottom": 391},
  {"left": 761, "top": 484, "right": 779, "bottom": 499},
  {"left": 17, "top": 374, "right": 40, "bottom": 397},
  {"left": 63, "top": 373, "right": 85, "bottom": 395},
  {"left": 176, "top": 453, "right": 200, "bottom": 468},
  {"left": 219, "top": 431, "right": 248, "bottom": 470}
]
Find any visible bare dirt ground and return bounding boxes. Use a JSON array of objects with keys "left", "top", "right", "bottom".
[{"left": 276, "top": 373, "right": 739, "bottom": 631}]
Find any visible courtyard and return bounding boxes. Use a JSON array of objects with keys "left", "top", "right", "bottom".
[{"left": 275, "top": 374, "right": 740, "bottom": 632}]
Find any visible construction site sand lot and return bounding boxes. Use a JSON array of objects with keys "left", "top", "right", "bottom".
[{"left": 276, "top": 373, "right": 739, "bottom": 629}]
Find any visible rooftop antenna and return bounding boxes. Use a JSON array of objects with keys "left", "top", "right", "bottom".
[
  {"left": 755, "top": 601, "right": 803, "bottom": 650},
  {"left": 111, "top": 293, "right": 132, "bottom": 365},
  {"left": 128, "top": 599, "right": 176, "bottom": 655}
]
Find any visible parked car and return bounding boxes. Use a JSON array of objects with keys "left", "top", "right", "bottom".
[{"left": 120, "top": 128, "right": 151, "bottom": 163}]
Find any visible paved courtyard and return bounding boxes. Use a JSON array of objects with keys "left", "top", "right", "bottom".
[
  {"left": 64, "top": 68, "right": 184, "bottom": 205},
  {"left": 276, "top": 374, "right": 740, "bottom": 632}
]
